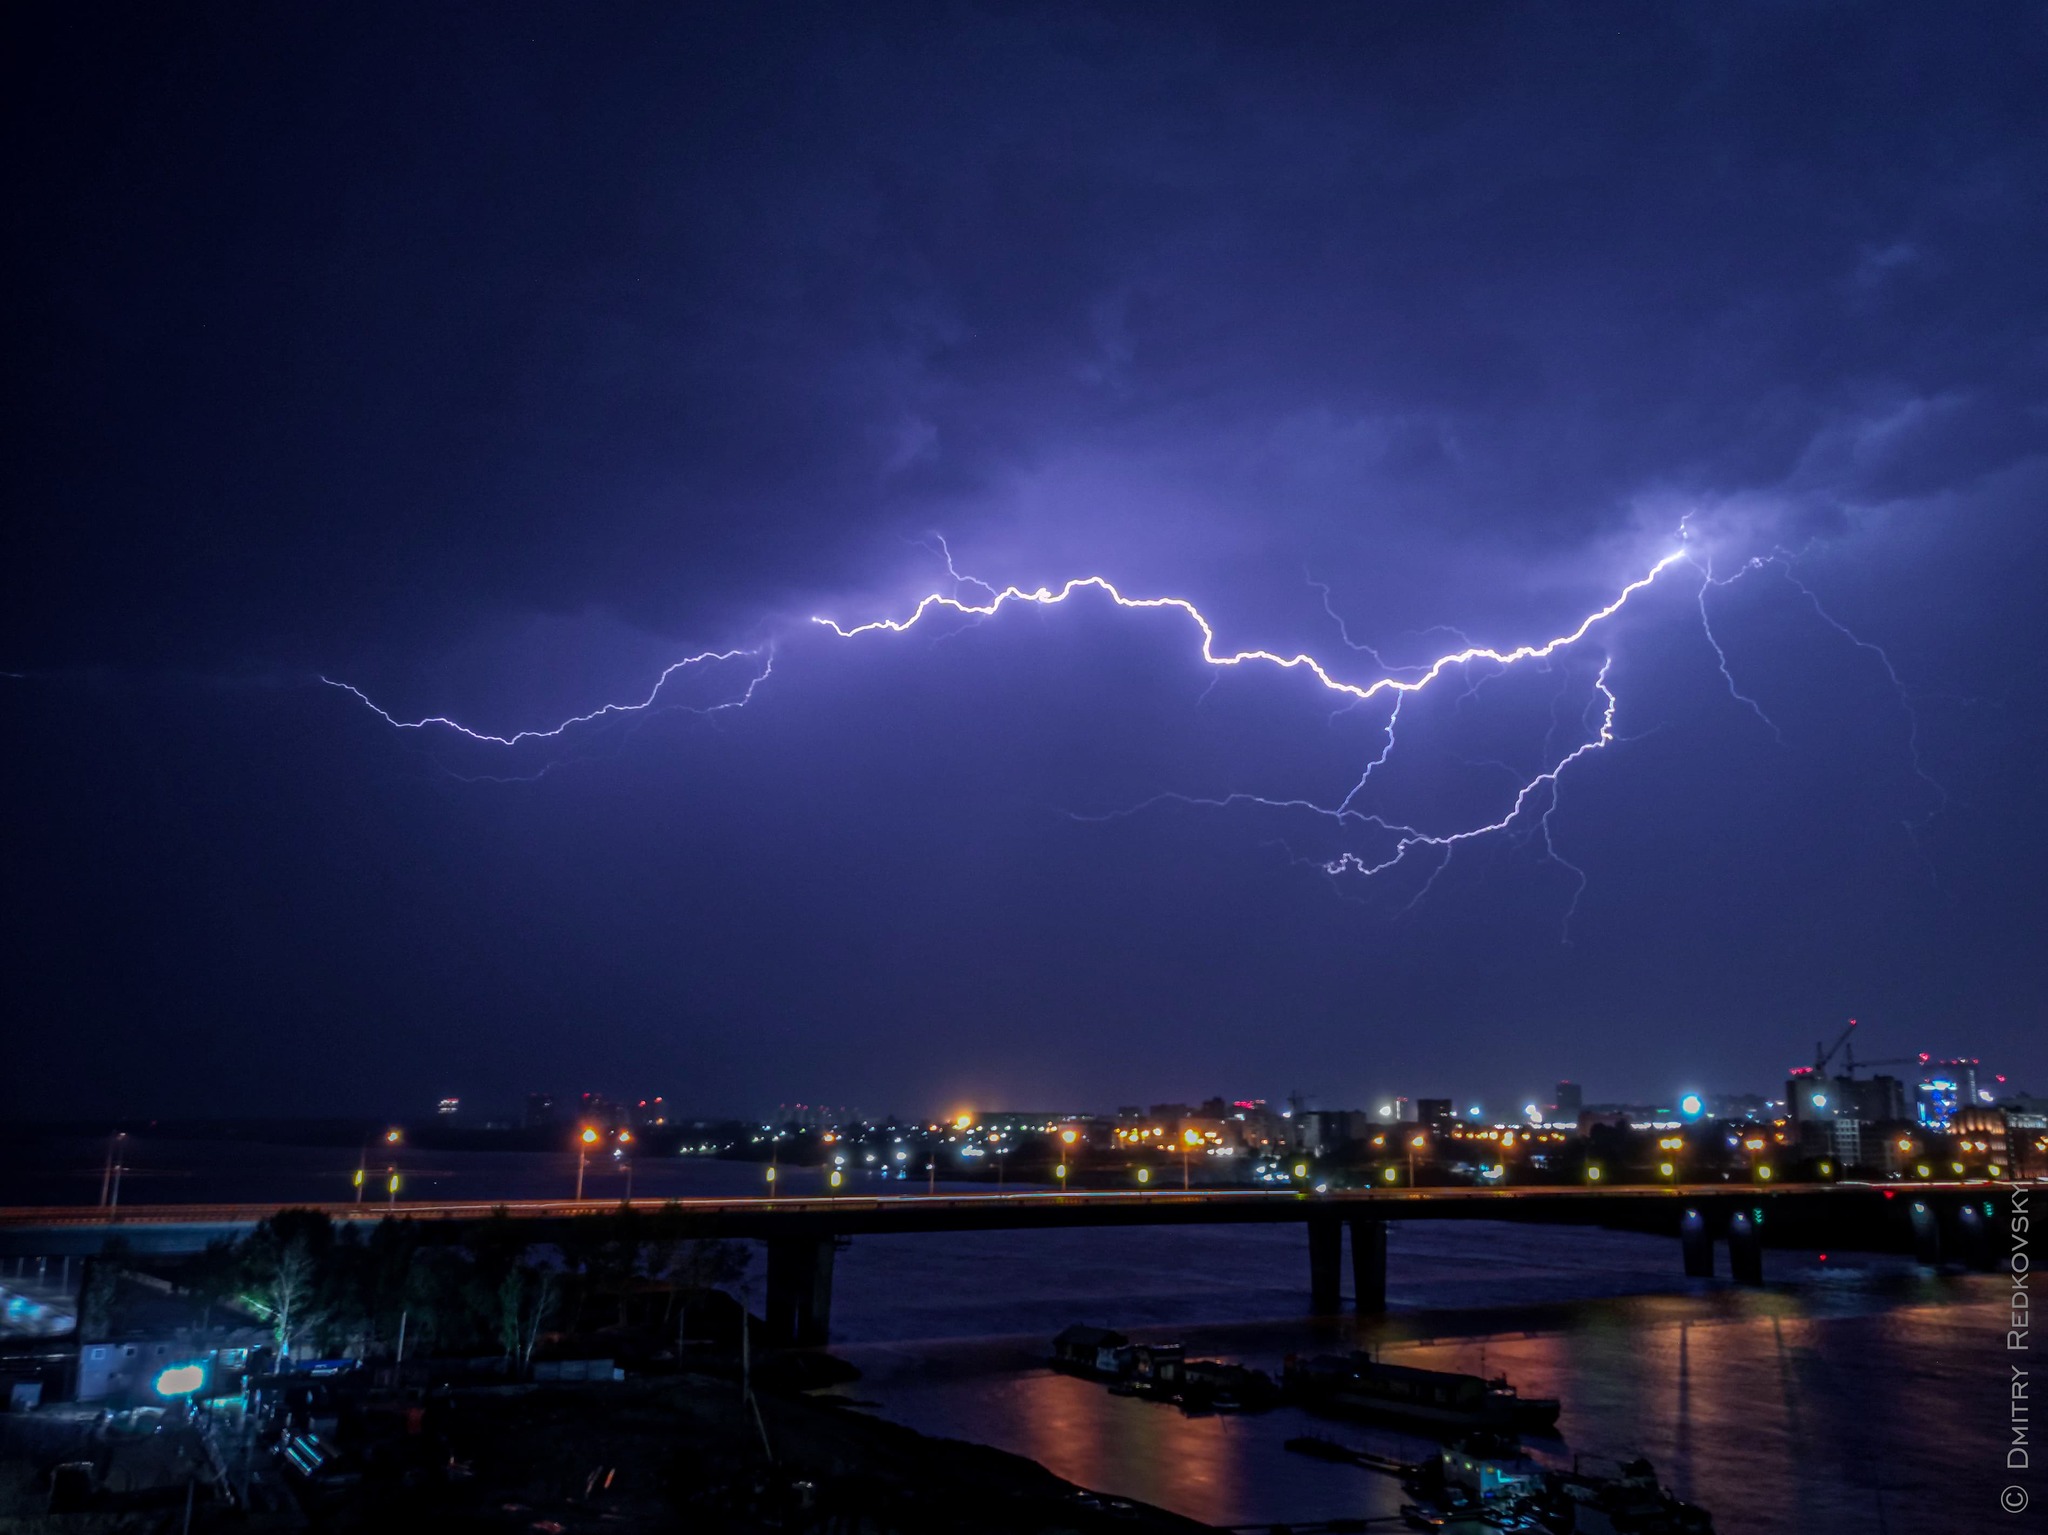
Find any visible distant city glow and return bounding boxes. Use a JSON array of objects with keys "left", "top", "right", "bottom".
[{"left": 1679, "top": 1094, "right": 1704, "bottom": 1118}]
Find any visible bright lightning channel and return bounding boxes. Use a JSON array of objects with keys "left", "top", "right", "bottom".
[
  {"left": 327, "top": 531, "right": 1934, "bottom": 927},
  {"left": 813, "top": 552, "right": 1686, "bottom": 707},
  {"left": 815, "top": 553, "right": 1684, "bottom": 928}
]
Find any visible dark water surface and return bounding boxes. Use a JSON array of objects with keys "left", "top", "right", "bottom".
[{"left": 1, "top": 1136, "right": 2014, "bottom": 1532}]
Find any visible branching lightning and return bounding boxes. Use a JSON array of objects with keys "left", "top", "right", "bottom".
[
  {"left": 320, "top": 647, "right": 774, "bottom": 746},
  {"left": 326, "top": 524, "right": 1938, "bottom": 932}
]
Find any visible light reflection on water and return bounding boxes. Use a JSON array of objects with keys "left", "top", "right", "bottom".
[{"left": 827, "top": 1223, "right": 2007, "bottom": 1533}]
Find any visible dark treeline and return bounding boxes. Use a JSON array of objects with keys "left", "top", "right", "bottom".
[{"left": 93, "top": 1205, "right": 750, "bottom": 1371}]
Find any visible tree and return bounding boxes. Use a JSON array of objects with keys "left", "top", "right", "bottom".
[
  {"left": 77, "top": 1236, "right": 132, "bottom": 1341},
  {"left": 242, "top": 1209, "right": 336, "bottom": 1363},
  {"left": 498, "top": 1264, "right": 558, "bottom": 1373}
]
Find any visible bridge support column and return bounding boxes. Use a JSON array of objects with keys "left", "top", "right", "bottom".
[
  {"left": 1308, "top": 1213, "right": 1343, "bottom": 1316},
  {"left": 1909, "top": 1200, "right": 1943, "bottom": 1267},
  {"left": 764, "top": 1236, "right": 837, "bottom": 1347},
  {"left": 1680, "top": 1208, "right": 1714, "bottom": 1279},
  {"left": 1348, "top": 1217, "right": 1387, "bottom": 1315},
  {"left": 1727, "top": 1210, "right": 1764, "bottom": 1285},
  {"left": 1952, "top": 1202, "right": 1995, "bottom": 1271}
]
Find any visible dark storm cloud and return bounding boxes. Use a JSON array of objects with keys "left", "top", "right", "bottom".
[{"left": 5, "top": 4, "right": 2045, "bottom": 1118}]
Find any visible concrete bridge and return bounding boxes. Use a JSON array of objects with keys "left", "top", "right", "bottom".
[{"left": 0, "top": 1182, "right": 2007, "bottom": 1346}]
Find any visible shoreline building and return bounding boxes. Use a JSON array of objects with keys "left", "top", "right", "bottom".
[{"left": 1788, "top": 1070, "right": 1908, "bottom": 1167}]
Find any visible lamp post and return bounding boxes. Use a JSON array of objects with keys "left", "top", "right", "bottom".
[
  {"left": 99, "top": 1131, "right": 126, "bottom": 1210},
  {"left": 380, "top": 1128, "right": 401, "bottom": 1205},
  {"left": 576, "top": 1127, "right": 598, "bottom": 1200},
  {"left": 1181, "top": 1129, "right": 1202, "bottom": 1190},
  {"left": 1408, "top": 1134, "right": 1427, "bottom": 1187}
]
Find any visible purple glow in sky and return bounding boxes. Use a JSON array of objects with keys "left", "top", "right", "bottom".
[{"left": 6, "top": 4, "right": 2045, "bottom": 1119}]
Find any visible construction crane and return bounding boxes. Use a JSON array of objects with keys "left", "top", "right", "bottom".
[
  {"left": 1809, "top": 1019, "right": 1859, "bottom": 1078},
  {"left": 1801, "top": 1021, "right": 1927, "bottom": 1081}
]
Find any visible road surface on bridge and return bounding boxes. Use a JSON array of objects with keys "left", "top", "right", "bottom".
[{"left": 0, "top": 1180, "right": 1945, "bottom": 1256}]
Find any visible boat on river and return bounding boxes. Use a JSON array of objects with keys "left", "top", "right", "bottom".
[{"left": 1284, "top": 1352, "right": 1561, "bottom": 1436}]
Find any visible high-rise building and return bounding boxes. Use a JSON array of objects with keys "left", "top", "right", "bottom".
[
  {"left": 523, "top": 1093, "right": 558, "bottom": 1129},
  {"left": 1552, "top": 1081, "right": 1584, "bottom": 1123},
  {"left": 1915, "top": 1074, "right": 1962, "bottom": 1129},
  {"left": 1415, "top": 1098, "right": 1454, "bottom": 1128}
]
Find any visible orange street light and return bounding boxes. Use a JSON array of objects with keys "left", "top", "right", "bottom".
[{"left": 576, "top": 1126, "right": 600, "bottom": 1199}]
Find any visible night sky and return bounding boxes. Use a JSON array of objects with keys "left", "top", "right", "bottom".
[{"left": 7, "top": 5, "right": 2045, "bottom": 1123}]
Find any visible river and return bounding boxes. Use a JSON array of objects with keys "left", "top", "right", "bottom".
[{"left": 0, "top": 1134, "right": 2015, "bottom": 1531}]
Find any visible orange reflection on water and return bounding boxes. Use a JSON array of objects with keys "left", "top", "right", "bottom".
[{"left": 1008, "top": 1370, "right": 1245, "bottom": 1520}]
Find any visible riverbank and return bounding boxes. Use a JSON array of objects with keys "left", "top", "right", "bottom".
[{"left": 334, "top": 1375, "right": 1224, "bottom": 1533}]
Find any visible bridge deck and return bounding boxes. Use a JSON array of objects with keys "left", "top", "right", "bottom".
[{"left": 0, "top": 1180, "right": 1953, "bottom": 1256}]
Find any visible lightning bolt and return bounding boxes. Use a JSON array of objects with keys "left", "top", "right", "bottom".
[
  {"left": 325, "top": 525, "right": 1937, "bottom": 930},
  {"left": 813, "top": 552, "right": 1687, "bottom": 704},
  {"left": 321, "top": 647, "right": 773, "bottom": 747},
  {"left": 817, "top": 557, "right": 1677, "bottom": 932}
]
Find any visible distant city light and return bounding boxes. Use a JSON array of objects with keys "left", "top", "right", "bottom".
[
  {"left": 1810, "top": 1093, "right": 1827, "bottom": 1109},
  {"left": 1523, "top": 1104, "right": 1541, "bottom": 1122},
  {"left": 1679, "top": 1094, "right": 1704, "bottom": 1118}
]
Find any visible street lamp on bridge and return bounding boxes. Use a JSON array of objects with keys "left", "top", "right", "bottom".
[
  {"left": 99, "top": 1132, "right": 126, "bottom": 1211},
  {"left": 575, "top": 1126, "right": 599, "bottom": 1200}
]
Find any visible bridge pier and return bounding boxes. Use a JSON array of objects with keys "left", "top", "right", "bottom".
[
  {"left": 1952, "top": 1202, "right": 1996, "bottom": 1271},
  {"left": 1727, "top": 1210, "right": 1764, "bottom": 1285},
  {"left": 764, "top": 1236, "right": 837, "bottom": 1347},
  {"left": 1908, "top": 1200, "right": 1943, "bottom": 1266},
  {"left": 1308, "top": 1213, "right": 1343, "bottom": 1315},
  {"left": 1348, "top": 1217, "right": 1387, "bottom": 1315},
  {"left": 1679, "top": 1208, "right": 1714, "bottom": 1279}
]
